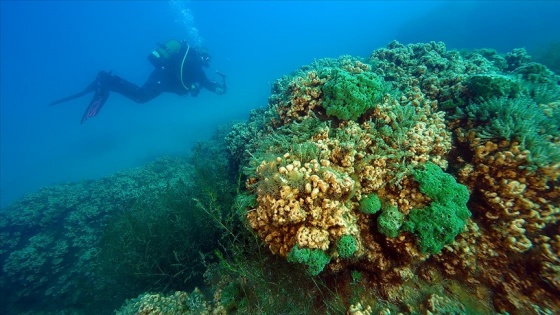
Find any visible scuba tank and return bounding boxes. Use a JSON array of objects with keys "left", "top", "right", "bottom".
[
  {"left": 147, "top": 40, "right": 192, "bottom": 92},
  {"left": 147, "top": 40, "right": 183, "bottom": 68}
]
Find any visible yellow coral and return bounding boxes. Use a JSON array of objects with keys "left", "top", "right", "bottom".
[
  {"left": 248, "top": 154, "right": 360, "bottom": 256},
  {"left": 347, "top": 302, "right": 372, "bottom": 315},
  {"left": 247, "top": 91, "right": 453, "bottom": 274},
  {"left": 456, "top": 138, "right": 560, "bottom": 254}
]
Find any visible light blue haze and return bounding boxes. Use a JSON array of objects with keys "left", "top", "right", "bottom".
[{"left": 1, "top": 1, "right": 558, "bottom": 208}]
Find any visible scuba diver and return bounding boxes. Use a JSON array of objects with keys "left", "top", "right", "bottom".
[{"left": 49, "top": 40, "right": 227, "bottom": 123}]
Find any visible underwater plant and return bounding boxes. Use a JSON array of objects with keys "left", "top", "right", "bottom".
[{"left": 463, "top": 96, "right": 560, "bottom": 169}]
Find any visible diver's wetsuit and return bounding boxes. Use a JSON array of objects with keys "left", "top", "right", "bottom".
[
  {"left": 49, "top": 42, "right": 225, "bottom": 123},
  {"left": 105, "top": 46, "right": 222, "bottom": 103}
]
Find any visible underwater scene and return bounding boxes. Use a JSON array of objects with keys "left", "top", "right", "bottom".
[{"left": 1, "top": 1, "right": 559, "bottom": 314}]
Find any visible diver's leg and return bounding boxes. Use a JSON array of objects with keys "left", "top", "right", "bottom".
[
  {"left": 80, "top": 70, "right": 165, "bottom": 123},
  {"left": 108, "top": 71, "right": 163, "bottom": 103},
  {"left": 55, "top": 70, "right": 163, "bottom": 123}
]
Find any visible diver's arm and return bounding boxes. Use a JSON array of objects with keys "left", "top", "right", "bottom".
[
  {"left": 199, "top": 76, "right": 221, "bottom": 94},
  {"left": 196, "top": 68, "right": 226, "bottom": 95}
]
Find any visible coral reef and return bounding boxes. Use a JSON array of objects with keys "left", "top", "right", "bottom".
[
  {"left": 0, "top": 126, "right": 239, "bottom": 315},
  {"left": 235, "top": 51, "right": 460, "bottom": 283},
  {"left": 227, "top": 41, "right": 560, "bottom": 314},
  {"left": 0, "top": 157, "right": 196, "bottom": 314}
]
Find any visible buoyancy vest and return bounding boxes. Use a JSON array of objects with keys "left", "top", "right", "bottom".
[{"left": 148, "top": 40, "right": 192, "bottom": 91}]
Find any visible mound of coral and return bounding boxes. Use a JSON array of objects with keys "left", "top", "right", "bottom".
[
  {"left": 227, "top": 41, "right": 560, "bottom": 313},
  {"left": 0, "top": 141, "right": 238, "bottom": 315},
  {"left": 0, "top": 157, "right": 197, "bottom": 313}
]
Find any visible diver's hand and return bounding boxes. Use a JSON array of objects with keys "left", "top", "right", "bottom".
[
  {"left": 189, "top": 84, "right": 200, "bottom": 97},
  {"left": 215, "top": 83, "right": 226, "bottom": 95},
  {"left": 215, "top": 70, "right": 227, "bottom": 95}
]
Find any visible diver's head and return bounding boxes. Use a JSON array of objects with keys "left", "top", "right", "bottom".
[{"left": 197, "top": 47, "right": 211, "bottom": 67}]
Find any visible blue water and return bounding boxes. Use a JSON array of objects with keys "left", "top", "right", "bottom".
[{"left": 1, "top": 0, "right": 558, "bottom": 208}]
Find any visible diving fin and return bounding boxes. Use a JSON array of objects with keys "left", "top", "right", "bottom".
[
  {"left": 49, "top": 71, "right": 113, "bottom": 123},
  {"left": 48, "top": 81, "right": 96, "bottom": 106},
  {"left": 81, "top": 86, "right": 110, "bottom": 124}
]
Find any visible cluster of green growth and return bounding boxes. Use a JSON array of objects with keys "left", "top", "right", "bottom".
[
  {"left": 329, "top": 103, "right": 428, "bottom": 188},
  {"left": 350, "top": 270, "right": 363, "bottom": 283},
  {"left": 96, "top": 181, "right": 213, "bottom": 302},
  {"left": 233, "top": 193, "right": 257, "bottom": 222},
  {"left": 377, "top": 205, "right": 405, "bottom": 238},
  {"left": 287, "top": 245, "right": 331, "bottom": 276},
  {"left": 535, "top": 41, "right": 560, "bottom": 74},
  {"left": 97, "top": 129, "right": 239, "bottom": 309},
  {"left": 0, "top": 124, "right": 242, "bottom": 315},
  {"left": 524, "top": 80, "right": 560, "bottom": 105},
  {"left": 0, "top": 157, "right": 195, "bottom": 314},
  {"left": 204, "top": 218, "right": 339, "bottom": 314},
  {"left": 336, "top": 235, "right": 357, "bottom": 259},
  {"left": 472, "top": 48, "right": 509, "bottom": 70},
  {"left": 321, "top": 69, "right": 384, "bottom": 121},
  {"left": 359, "top": 194, "right": 382, "bottom": 214},
  {"left": 364, "top": 103, "right": 428, "bottom": 186},
  {"left": 462, "top": 54, "right": 560, "bottom": 107},
  {"left": 225, "top": 107, "right": 279, "bottom": 167},
  {"left": 349, "top": 270, "right": 366, "bottom": 305},
  {"left": 500, "top": 47, "right": 532, "bottom": 71},
  {"left": 247, "top": 155, "right": 307, "bottom": 197},
  {"left": 385, "top": 103, "right": 422, "bottom": 133},
  {"left": 218, "top": 281, "right": 240, "bottom": 311},
  {"left": 513, "top": 61, "right": 560, "bottom": 104},
  {"left": 241, "top": 118, "right": 327, "bottom": 174},
  {"left": 404, "top": 162, "right": 471, "bottom": 254},
  {"left": 461, "top": 97, "right": 560, "bottom": 169},
  {"left": 513, "top": 61, "right": 559, "bottom": 86},
  {"left": 240, "top": 119, "right": 337, "bottom": 199},
  {"left": 466, "top": 73, "right": 522, "bottom": 100}
]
